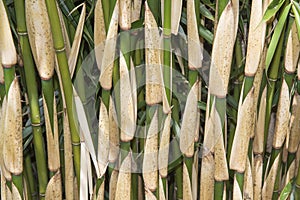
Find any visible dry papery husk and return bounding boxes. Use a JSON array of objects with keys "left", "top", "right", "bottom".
[
  {"left": 253, "top": 155, "right": 263, "bottom": 200},
  {"left": 115, "top": 153, "right": 131, "bottom": 200},
  {"left": 99, "top": 0, "right": 119, "bottom": 90},
  {"left": 262, "top": 154, "right": 281, "bottom": 199},
  {"left": 145, "top": 2, "right": 163, "bottom": 105},
  {"left": 0, "top": 0, "right": 17, "bottom": 67},
  {"left": 109, "top": 169, "right": 118, "bottom": 200},
  {"left": 26, "top": 0, "right": 55, "bottom": 80},
  {"left": 272, "top": 80, "right": 290, "bottom": 149},
  {"left": 143, "top": 110, "right": 158, "bottom": 191},
  {"left": 108, "top": 96, "right": 120, "bottom": 162},
  {"left": 98, "top": 100, "right": 110, "bottom": 176},
  {"left": 63, "top": 111, "right": 75, "bottom": 200},
  {"left": 119, "top": 0, "right": 131, "bottom": 30},
  {"left": 285, "top": 22, "right": 300, "bottom": 73},
  {"left": 183, "top": 163, "right": 193, "bottom": 200},
  {"left": 243, "top": 157, "right": 254, "bottom": 200},
  {"left": 244, "top": 0, "right": 266, "bottom": 76},
  {"left": 209, "top": 0, "right": 239, "bottom": 97},
  {"left": 230, "top": 86, "right": 255, "bottom": 173},
  {"left": 187, "top": 0, "right": 202, "bottom": 70},
  {"left": 3, "top": 79, "right": 23, "bottom": 175},
  {"left": 288, "top": 93, "right": 300, "bottom": 153},
  {"left": 120, "top": 53, "right": 136, "bottom": 142},
  {"left": 180, "top": 81, "right": 199, "bottom": 157},
  {"left": 158, "top": 113, "right": 171, "bottom": 178},
  {"left": 200, "top": 152, "right": 214, "bottom": 199},
  {"left": 45, "top": 171, "right": 62, "bottom": 200},
  {"left": 43, "top": 95, "right": 60, "bottom": 172}
]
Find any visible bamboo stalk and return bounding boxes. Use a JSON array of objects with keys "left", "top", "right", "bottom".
[
  {"left": 13, "top": 0, "right": 49, "bottom": 197},
  {"left": 44, "top": 0, "right": 81, "bottom": 184}
]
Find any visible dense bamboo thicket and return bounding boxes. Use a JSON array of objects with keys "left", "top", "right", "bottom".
[{"left": 0, "top": 0, "right": 300, "bottom": 199}]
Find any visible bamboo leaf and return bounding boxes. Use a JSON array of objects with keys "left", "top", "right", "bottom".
[
  {"left": 68, "top": 3, "right": 86, "bottom": 78},
  {"left": 79, "top": 143, "right": 89, "bottom": 200},
  {"left": 265, "top": 4, "right": 292, "bottom": 72},
  {"left": 200, "top": 4, "right": 214, "bottom": 21},
  {"left": 74, "top": 87, "right": 100, "bottom": 177},
  {"left": 279, "top": 181, "right": 292, "bottom": 200},
  {"left": 292, "top": 4, "right": 300, "bottom": 40},
  {"left": 262, "top": 0, "right": 285, "bottom": 22}
]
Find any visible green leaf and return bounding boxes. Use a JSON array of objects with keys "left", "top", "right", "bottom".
[
  {"left": 263, "top": 0, "right": 286, "bottom": 22},
  {"left": 279, "top": 181, "right": 292, "bottom": 200},
  {"left": 293, "top": 1, "right": 300, "bottom": 13},
  {"left": 292, "top": 3, "right": 300, "bottom": 40},
  {"left": 200, "top": 4, "right": 214, "bottom": 21},
  {"left": 199, "top": 23, "right": 213, "bottom": 44},
  {"left": 266, "top": 4, "right": 292, "bottom": 72},
  {"left": 198, "top": 101, "right": 207, "bottom": 111}
]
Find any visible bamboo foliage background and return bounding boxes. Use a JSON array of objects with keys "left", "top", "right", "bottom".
[{"left": 0, "top": 0, "right": 300, "bottom": 199}]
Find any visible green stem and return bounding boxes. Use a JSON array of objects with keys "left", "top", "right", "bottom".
[
  {"left": 24, "top": 154, "right": 36, "bottom": 200},
  {"left": 264, "top": 29, "right": 286, "bottom": 157},
  {"left": 42, "top": 79, "right": 54, "bottom": 130},
  {"left": 45, "top": 0, "right": 81, "bottom": 184},
  {"left": 14, "top": 0, "right": 49, "bottom": 198},
  {"left": 235, "top": 172, "right": 244, "bottom": 194},
  {"left": 3, "top": 66, "right": 15, "bottom": 94},
  {"left": 101, "top": 0, "right": 110, "bottom": 31},
  {"left": 214, "top": 181, "right": 224, "bottom": 200},
  {"left": 12, "top": 174, "right": 23, "bottom": 199}
]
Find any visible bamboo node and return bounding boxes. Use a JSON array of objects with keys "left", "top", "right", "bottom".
[
  {"left": 31, "top": 123, "right": 42, "bottom": 127},
  {"left": 17, "top": 31, "right": 28, "bottom": 36},
  {"left": 268, "top": 77, "right": 278, "bottom": 82},
  {"left": 72, "top": 142, "right": 81, "bottom": 146},
  {"left": 55, "top": 47, "right": 66, "bottom": 53},
  {"left": 39, "top": 193, "right": 46, "bottom": 197}
]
